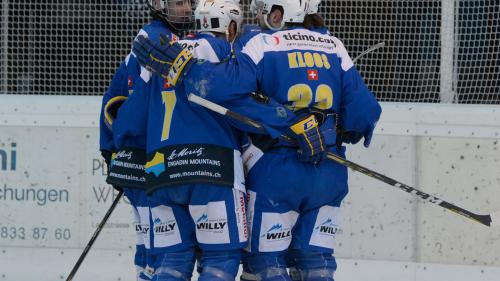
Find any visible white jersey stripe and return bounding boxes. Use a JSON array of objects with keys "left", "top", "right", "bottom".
[{"left": 241, "top": 29, "right": 354, "bottom": 71}]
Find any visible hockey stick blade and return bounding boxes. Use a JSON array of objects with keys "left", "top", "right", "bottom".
[
  {"left": 489, "top": 210, "right": 500, "bottom": 227},
  {"left": 324, "top": 152, "right": 494, "bottom": 227},
  {"left": 352, "top": 42, "right": 385, "bottom": 64},
  {"left": 188, "top": 93, "right": 495, "bottom": 227}
]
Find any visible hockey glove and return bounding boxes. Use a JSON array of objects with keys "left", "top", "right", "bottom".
[
  {"left": 132, "top": 35, "right": 195, "bottom": 86},
  {"left": 336, "top": 129, "right": 363, "bottom": 145},
  {"left": 286, "top": 114, "right": 326, "bottom": 164},
  {"left": 103, "top": 95, "right": 127, "bottom": 130}
]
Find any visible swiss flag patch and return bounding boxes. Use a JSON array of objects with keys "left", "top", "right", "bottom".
[
  {"left": 307, "top": 69, "right": 318, "bottom": 80},
  {"left": 127, "top": 76, "right": 133, "bottom": 87}
]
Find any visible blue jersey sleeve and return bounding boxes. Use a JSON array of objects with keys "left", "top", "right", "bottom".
[
  {"left": 183, "top": 38, "right": 260, "bottom": 103},
  {"left": 201, "top": 36, "right": 232, "bottom": 62},
  {"left": 99, "top": 61, "right": 128, "bottom": 152},
  {"left": 333, "top": 39, "right": 381, "bottom": 147},
  {"left": 221, "top": 94, "right": 296, "bottom": 138},
  {"left": 339, "top": 67, "right": 381, "bottom": 147},
  {"left": 112, "top": 55, "right": 150, "bottom": 149},
  {"left": 183, "top": 33, "right": 296, "bottom": 138}
]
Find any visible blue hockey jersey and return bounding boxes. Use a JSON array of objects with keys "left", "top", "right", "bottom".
[
  {"left": 112, "top": 20, "right": 179, "bottom": 150},
  {"left": 98, "top": 20, "right": 178, "bottom": 258},
  {"left": 183, "top": 26, "right": 382, "bottom": 147},
  {"left": 114, "top": 28, "right": 303, "bottom": 191},
  {"left": 142, "top": 33, "right": 249, "bottom": 191}
]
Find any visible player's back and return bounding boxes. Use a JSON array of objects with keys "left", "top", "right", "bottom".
[
  {"left": 238, "top": 26, "right": 347, "bottom": 115},
  {"left": 145, "top": 34, "right": 245, "bottom": 191},
  {"left": 112, "top": 19, "right": 177, "bottom": 149},
  {"left": 146, "top": 33, "right": 236, "bottom": 150},
  {"left": 234, "top": 26, "right": 380, "bottom": 147}
]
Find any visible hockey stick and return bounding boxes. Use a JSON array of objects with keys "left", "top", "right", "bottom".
[
  {"left": 188, "top": 93, "right": 499, "bottom": 227},
  {"left": 352, "top": 42, "right": 385, "bottom": 63},
  {"left": 66, "top": 189, "right": 124, "bottom": 281}
]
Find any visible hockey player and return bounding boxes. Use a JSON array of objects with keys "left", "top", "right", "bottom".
[
  {"left": 100, "top": 59, "right": 154, "bottom": 280},
  {"left": 136, "top": 1, "right": 313, "bottom": 280},
  {"left": 113, "top": 1, "right": 298, "bottom": 280},
  {"left": 99, "top": 0, "right": 193, "bottom": 280},
  {"left": 130, "top": 0, "right": 382, "bottom": 280},
  {"left": 116, "top": 1, "right": 251, "bottom": 281}
]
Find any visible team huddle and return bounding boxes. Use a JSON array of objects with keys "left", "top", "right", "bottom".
[{"left": 99, "top": 0, "right": 381, "bottom": 280}]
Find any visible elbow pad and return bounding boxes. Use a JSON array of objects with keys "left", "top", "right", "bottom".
[{"left": 104, "top": 96, "right": 128, "bottom": 130}]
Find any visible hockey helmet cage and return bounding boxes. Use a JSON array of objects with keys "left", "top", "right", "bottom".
[{"left": 146, "top": 0, "right": 194, "bottom": 30}]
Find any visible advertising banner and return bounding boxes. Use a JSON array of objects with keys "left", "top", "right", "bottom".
[{"left": 0, "top": 126, "right": 135, "bottom": 250}]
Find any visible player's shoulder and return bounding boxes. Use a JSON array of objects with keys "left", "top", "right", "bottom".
[
  {"left": 178, "top": 33, "right": 227, "bottom": 52},
  {"left": 177, "top": 33, "right": 200, "bottom": 50},
  {"left": 312, "top": 27, "right": 347, "bottom": 50},
  {"left": 199, "top": 34, "right": 230, "bottom": 50},
  {"left": 180, "top": 32, "right": 231, "bottom": 62},
  {"left": 178, "top": 34, "right": 208, "bottom": 55},
  {"left": 241, "top": 24, "right": 261, "bottom": 35},
  {"left": 139, "top": 20, "right": 179, "bottom": 43},
  {"left": 320, "top": 30, "right": 348, "bottom": 56},
  {"left": 277, "top": 26, "right": 346, "bottom": 53},
  {"left": 235, "top": 28, "right": 263, "bottom": 47},
  {"left": 325, "top": 30, "right": 345, "bottom": 48},
  {"left": 316, "top": 30, "right": 352, "bottom": 70},
  {"left": 238, "top": 26, "right": 298, "bottom": 46}
]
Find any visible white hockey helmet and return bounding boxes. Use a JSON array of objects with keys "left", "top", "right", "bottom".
[
  {"left": 194, "top": 0, "right": 243, "bottom": 34},
  {"left": 306, "top": 0, "right": 321, "bottom": 14},
  {"left": 146, "top": 0, "right": 194, "bottom": 30},
  {"left": 250, "top": 0, "right": 307, "bottom": 30}
]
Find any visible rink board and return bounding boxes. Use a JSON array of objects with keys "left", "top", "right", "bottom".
[
  {"left": 0, "top": 95, "right": 499, "bottom": 280},
  {"left": 2, "top": 247, "right": 500, "bottom": 281}
]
